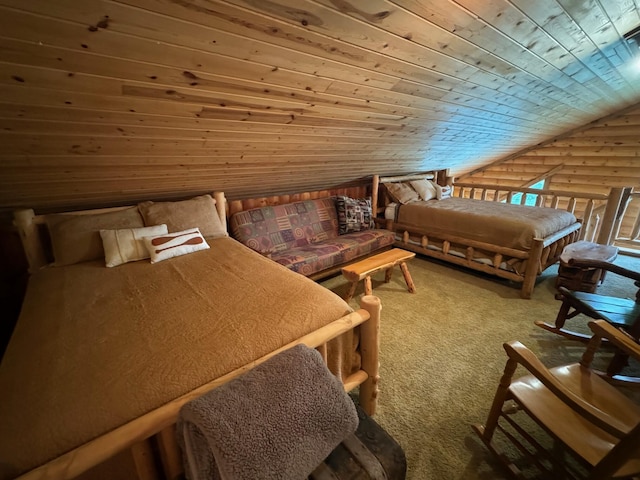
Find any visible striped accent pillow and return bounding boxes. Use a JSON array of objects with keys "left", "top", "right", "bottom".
[
  {"left": 144, "top": 228, "right": 210, "bottom": 264},
  {"left": 100, "top": 224, "right": 168, "bottom": 267}
]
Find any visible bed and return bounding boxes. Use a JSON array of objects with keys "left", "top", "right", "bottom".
[
  {"left": 0, "top": 192, "right": 382, "bottom": 480},
  {"left": 372, "top": 173, "right": 582, "bottom": 298}
]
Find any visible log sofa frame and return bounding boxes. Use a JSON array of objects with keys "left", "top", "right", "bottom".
[
  {"left": 11, "top": 191, "right": 382, "bottom": 480},
  {"left": 226, "top": 184, "right": 387, "bottom": 281}
]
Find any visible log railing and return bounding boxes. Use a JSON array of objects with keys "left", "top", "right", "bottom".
[
  {"left": 612, "top": 190, "right": 640, "bottom": 254},
  {"left": 453, "top": 182, "right": 631, "bottom": 245}
]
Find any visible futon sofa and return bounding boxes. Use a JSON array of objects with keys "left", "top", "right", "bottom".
[{"left": 230, "top": 197, "right": 395, "bottom": 279}]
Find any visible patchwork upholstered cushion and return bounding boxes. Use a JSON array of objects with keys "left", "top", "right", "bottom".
[
  {"left": 270, "top": 230, "right": 395, "bottom": 276},
  {"left": 138, "top": 195, "right": 227, "bottom": 238},
  {"left": 46, "top": 207, "right": 145, "bottom": 266},
  {"left": 100, "top": 224, "right": 168, "bottom": 267},
  {"left": 230, "top": 198, "right": 339, "bottom": 255},
  {"left": 231, "top": 197, "right": 395, "bottom": 277},
  {"left": 335, "top": 196, "right": 374, "bottom": 235},
  {"left": 384, "top": 183, "right": 419, "bottom": 204},
  {"left": 143, "top": 228, "right": 210, "bottom": 264}
]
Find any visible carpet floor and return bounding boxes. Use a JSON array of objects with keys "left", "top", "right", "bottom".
[{"left": 321, "top": 252, "right": 640, "bottom": 480}]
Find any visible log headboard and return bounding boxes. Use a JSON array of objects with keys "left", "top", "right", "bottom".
[
  {"left": 371, "top": 172, "right": 437, "bottom": 220},
  {"left": 13, "top": 191, "right": 228, "bottom": 273}
]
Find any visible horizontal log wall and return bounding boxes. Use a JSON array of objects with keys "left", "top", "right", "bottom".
[{"left": 459, "top": 104, "right": 640, "bottom": 242}]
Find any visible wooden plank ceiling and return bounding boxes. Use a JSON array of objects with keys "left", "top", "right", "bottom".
[{"left": 1, "top": 0, "right": 640, "bottom": 210}]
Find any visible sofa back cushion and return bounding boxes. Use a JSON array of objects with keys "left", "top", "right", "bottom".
[{"left": 230, "top": 198, "right": 339, "bottom": 255}]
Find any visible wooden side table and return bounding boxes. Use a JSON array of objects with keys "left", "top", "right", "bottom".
[
  {"left": 556, "top": 241, "right": 619, "bottom": 293},
  {"left": 341, "top": 248, "right": 416, "bottom": 302}
]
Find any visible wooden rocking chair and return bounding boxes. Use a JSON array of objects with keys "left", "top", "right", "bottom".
[
  {"left": 473, "top": 320, "right": 640, "bottom": 479},
  {"left": 535, "top": 259, "right": 640, "bottom": 384}
]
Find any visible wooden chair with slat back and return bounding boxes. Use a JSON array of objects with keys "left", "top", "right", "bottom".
[
  {"left": 473, "top": 320, "right": 640, "bottom": 479},
  {"left": 535, "top": 259, "right": 640, "bottom": 385}
]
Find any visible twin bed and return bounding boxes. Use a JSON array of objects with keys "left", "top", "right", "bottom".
[
  {"left": 372, "top": 173, "right": 583, "bottom": 298},
  {"left": 0, "top": 192, "right": 382, "bottom": 480}
]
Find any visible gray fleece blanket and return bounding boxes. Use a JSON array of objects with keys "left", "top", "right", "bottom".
[{"left": 176, "top": 344, "right": 359, "bottom": 480}]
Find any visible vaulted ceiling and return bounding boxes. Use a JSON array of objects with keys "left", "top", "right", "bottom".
[{"left": 1, "top": 0, "right": 640, "bottom": 209}]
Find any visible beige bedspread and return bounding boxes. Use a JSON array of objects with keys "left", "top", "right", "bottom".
[
  {"left": 397, "top": 197, "right": 578, "bottom": 250},
  {"left": 0, "top": 238, "right": 353, "bottom": 479}
]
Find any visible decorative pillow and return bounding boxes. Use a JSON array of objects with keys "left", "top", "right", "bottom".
[
  {"left": 409, "top": 179, "right": 437, "bottom": 201},
  {"left": 433, "top": 182, "right": 453, "bottom": 200},
  {"left": 138, "top": 195, "right": 227, "bottom": 238},
  {"left": 100, "top": 224, "right": 168, "bottom": 267},
  {"left": 384, "top": 182, "right": 419, "bottom": 204},
  {"left": 335, "top": 196, "right": 374, "bottom": 235},
  {"left": 46, "top": 207, "right": 144, "bottom": 266},
  {"left": 143, "top": 228, "right": 210, "bottom": 264}
]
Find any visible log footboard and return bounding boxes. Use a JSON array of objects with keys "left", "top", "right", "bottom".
[
  {"left": 16, "top": 296, "right": 381, "bottom": 480},
  {"left": 394, "top": 223, "right": 581, "bottom": 299}
]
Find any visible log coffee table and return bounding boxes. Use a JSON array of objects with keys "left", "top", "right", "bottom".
[
  {"left": 555, "top": 240, "right": 619, "bottom": 293},
  {"left": 341, "top": 248, "right": 416, "bottom": 302}
]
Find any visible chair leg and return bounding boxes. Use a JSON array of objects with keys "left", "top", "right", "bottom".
[
  {"left": 472, "top": 358, "right": 528, "bottom": 477},
  {"left": 534, "top": 298, "right": 594, "bottom": 342},
  {"left": 554, "top": 299, "right": 571, "bottom": 329},
  {"left": 607, "top": 352, "right": 630, "bottom": 378},
  {"left": 472, "top": 358, "right": 518, "bottom": 442}
]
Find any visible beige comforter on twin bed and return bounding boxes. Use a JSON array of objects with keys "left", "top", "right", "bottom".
[
  {"left": 0, "top": 237, "right": 353, "bottom": 479},
  {"left": 396, "top": 197, "right": 578, "bottom": 250}
]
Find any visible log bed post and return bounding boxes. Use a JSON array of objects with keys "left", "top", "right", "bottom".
[
  {"left": 371, "top": 175, "right": 380, "bottom": 222},
  {"left": 521, "top": 239, "right": 545, "bottom": 299},
  {"left": 358, "top": 295, "right": 381, "bottom": 415},
  {"left": 13, "top": 208, "right": 48, "bottom": 273},
  {"left": 213, "top": 191, "right": 227, "bottom": 234}
]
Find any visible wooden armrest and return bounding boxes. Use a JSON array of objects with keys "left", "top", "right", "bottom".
[
  {"left": 503, "top": 341, "right": 629, "bottom": 438},
  {"left": 588, "top": 320, "right": 640, "bottom": 359},
  {"left": 568, "top": 259, "right": 640, "bottom": 283}
]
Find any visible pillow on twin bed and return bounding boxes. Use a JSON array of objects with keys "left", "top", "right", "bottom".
[
  {"left": 138, "top": 194, "right": 227, "bottom": 238},
  {"left": 384, "top": 182, "right": 419, "bottom": 204},
  {"left": 46, "top": 207, "right": 144, "bottom": 266},
  {"left": 433, "top": 183, "right": 453, "bottom": 200},
  {"left": 409, "top": 179, "right": 437, "bottom": 201},
  {"left": 143, "top": 228, "right": 210, "bottom": 264},
  {"left": 100, "top": 224, "right": 168, "bottom": 268},
  {"left": 335, "top": 196, "right": 374, "bottom": 234}
]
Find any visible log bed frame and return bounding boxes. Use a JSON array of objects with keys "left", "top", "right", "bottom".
[
  {"left": 371, "top": 173, "right": 584, "bottom": 299},
  {"left": 11, "top": 191, "right": 382, "bottom": 480}
]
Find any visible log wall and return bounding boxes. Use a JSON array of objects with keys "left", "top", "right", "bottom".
[{"left": 458, "top": 104, "right": 640, "bottom": 242}]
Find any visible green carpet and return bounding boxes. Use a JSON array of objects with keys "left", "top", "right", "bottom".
[{"left": 321, "top": 253, "right": 640, "bottom": 480}]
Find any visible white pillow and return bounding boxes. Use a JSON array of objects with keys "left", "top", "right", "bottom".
[
  {"left": 409, "top": 179, "right": 437, "bottom": 201},
  {"left": 100, "top": 224, "right": 168, "bottom": 267},
  {"left": 143, "top": 227, "right": 210, "bottom": 264},
  {"left": 431, "top": 182, "right": 453, "bottom": 200}
]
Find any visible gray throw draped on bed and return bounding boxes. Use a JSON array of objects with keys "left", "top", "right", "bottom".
[{"left": 176, "top": 344, "right": 359, "bottom": 480}]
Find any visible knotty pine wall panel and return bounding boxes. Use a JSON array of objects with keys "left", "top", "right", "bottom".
[
  {"left": 1, "top": 0, "right": 640, "bottom": 212},
  {"left": 459, "top": 105, "right": 640, "bottom": 239}
]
